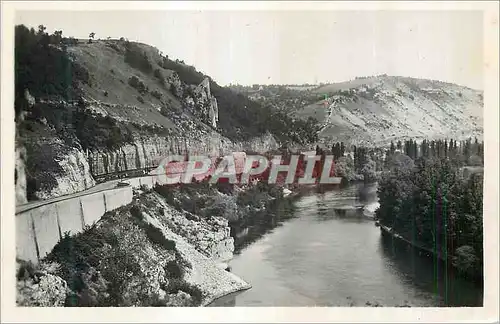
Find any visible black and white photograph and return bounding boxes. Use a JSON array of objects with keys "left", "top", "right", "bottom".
[{"left": 1, "top": 1, "right": 498, "bottom": 322}]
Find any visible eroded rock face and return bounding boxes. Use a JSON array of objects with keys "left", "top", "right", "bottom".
[
  {"left": 87, "top": 132, "right": 279, "bottom": 178},
  {"left": 34, "top": 147, "right": 96, "bottom": 200},
  {"left": 142, "top": 193, "right": 235, "bottom": 265}
]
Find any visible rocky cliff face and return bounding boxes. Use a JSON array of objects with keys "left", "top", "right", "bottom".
[
  {"left": 20, "top": 134, "right": 95, "bottom": 201},
  {"left": 140, "top": 192, "right": 234, "bottom": 267},
  {"left": 40, "top": 148, "right": 95, "bottom": 200},
  {"left": 184, "top": 78, "right": 219, "bottom": 128},
  {"left": 87, "top": 132, "right": 279, "bottom": 179}
]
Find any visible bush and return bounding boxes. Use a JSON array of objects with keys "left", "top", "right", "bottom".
[
  {"left": 124, "top": 43, "right": 153, "bottom": 74},
  {"left": 72, "top": 109, "right": 134, "bottom": 150},
  {"left": 202, "top": 195, "right": 239, "bottom": 221},
  {"left": 153, "top": 68, "right": 167, "bottom": 87},
  {"left": 165, "top": 278, "right": 203, "bottom": 306},
  {"left": 468, "top": 155, "right": 482, "bottom": 166},
  {"left": 45, "top": 227, "right": 119, "bottom": 297},
  {"left": 151, "top": 90, "right": 162, "bottom": 100},
  {"left": 164, "top": 260, "right": 183, "bottom": 279},
  {"left": 128, "top": 76, "right": 148, "bottom": 94},
  {"left": 130, "top": 205, "right": 143, "bottom": 220},
  {"left": 136, "top": 95, "right": 145, "bottom": 104},
  {"left": 453, "top": 245, "right": 477, "bottom": 277}
]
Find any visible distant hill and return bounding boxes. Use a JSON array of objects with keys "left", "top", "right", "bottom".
[{"left": 238, "top": 76, "right": 483, "bottom": 146}]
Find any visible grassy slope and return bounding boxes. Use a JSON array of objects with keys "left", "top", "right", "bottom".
[
  {"left": 68, "top": 41, "right": 188, "bottom": 131},
  {"left": 293, "top": 76, "right": 483, "bottom": 145},
  {"left": 68, "top": 40, "right": 279, "bottom": 142}
]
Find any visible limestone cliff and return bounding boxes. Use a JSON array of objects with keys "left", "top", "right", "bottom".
[
  {"left": 183, "top": 78, "right": 219, "bottom": 128},
  {"left": 294, "top": 76, "right": 483, "bottom": 145},
  {"left": 21, "top": 135, "right": 95, "bottom": 201},
  {"left": 87, "top": 132, "right": 279, "bottom": 180}
]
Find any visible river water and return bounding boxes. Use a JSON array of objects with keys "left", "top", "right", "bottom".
[{"left": 210, "top": 183, "right": 483, "bottom": 307}]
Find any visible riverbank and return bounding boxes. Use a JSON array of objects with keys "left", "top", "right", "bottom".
[
  {"left": 208, "top": 184, "right": 483, "bottom": 307},
  {"left": 376, "top": 222, "right": 484, "bottom": 284},
  {"left": 16, "top": 179, "right": 300, "bottom": 307}
]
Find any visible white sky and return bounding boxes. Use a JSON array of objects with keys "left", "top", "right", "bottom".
[{"left": 15, "top": 10, "right": 483, "bottom": 89}]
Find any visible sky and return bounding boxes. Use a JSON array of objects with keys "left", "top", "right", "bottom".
[{"left": 15, "top": 10, "right": 484, "bottom": 90}]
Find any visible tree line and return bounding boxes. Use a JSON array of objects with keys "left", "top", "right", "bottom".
[
  {"left": 389, "top": 138, "right": 483, "bottom": 166},
  {"left": 375, "top": 137, "right": 484, "bottom": 281}
]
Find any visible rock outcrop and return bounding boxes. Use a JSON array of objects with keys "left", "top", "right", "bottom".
[
  {"left": 184, "top": 78, "right": 219, "bottom": 128},
  {"left": 27, "top": 142, "right": 95, "bottom": 201},
  {"left": 88, "top": 132, "right": 279, "bottom": 179},
  {"left": 15, "top": 146, "right": 28, "bottom": 205},
  {"left": 140, "top": 193, "right": 234, "bottom": 267}
]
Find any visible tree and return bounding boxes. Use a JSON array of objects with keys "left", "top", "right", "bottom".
[
  {"left": 361, "top": 157, "right": 377, "bottom": 183},
  {"left": 376, "top": 153, "right": 483, "bottom": 280},
  {"left": 334, "top": 156, "right": 356, "bottom": 182},
  {"left": 37, "top": 24, "right": 46, "bottom": 35},
  {"left": 453, "top": 245, "right": 477, "bottom": 278},
  {"left": 52, "top": 30, "right": 63, "bottom": 44},
  {"left": 412, "top": 140, "right": 418, "bottom": 159}
]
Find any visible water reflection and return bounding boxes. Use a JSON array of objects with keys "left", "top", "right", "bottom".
[
  {"left": 232, "top": 198, "right": 298, "bottom": 254},
  {"left": 378, "top": 232, "right": 483, "bottom": 306}
]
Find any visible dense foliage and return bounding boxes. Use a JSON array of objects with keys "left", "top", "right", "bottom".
[{"left": 375, "top": 138, "right": 484, "bottom": 280}]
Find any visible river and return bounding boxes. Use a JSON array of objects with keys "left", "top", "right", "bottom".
[{"left": 209, "top": 182, "right": 483, "bottom": 307}]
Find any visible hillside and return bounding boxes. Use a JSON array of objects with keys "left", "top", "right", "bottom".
[
  {"left": 14, "top": 25, "right": 484, "bottom": 202},
  {"left": 235, "top": 76, "right": 483, "bottom": 146}
]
